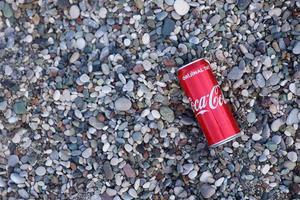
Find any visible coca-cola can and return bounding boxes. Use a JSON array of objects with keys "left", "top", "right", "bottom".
[{"left": 178, "top": 58, "right": 241, "bottom": 147}]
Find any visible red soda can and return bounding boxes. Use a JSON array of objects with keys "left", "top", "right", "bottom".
[{"left": 177, "top": 58, "right": 241, "bottom": 147}]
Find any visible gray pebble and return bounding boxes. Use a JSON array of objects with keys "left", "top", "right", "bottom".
[
  {"left": 227, "top": 67, "right": 244, "bottom": 80},
  {"left": 200, "top": 184, "right": 216, "bottom": 199},
  {"left": 293, "top": 42, "right": 300, "bottom": 54},
  {"left": 209, "top": 15, "right": 221, "bottom": 26},
  {"left": 82, "top": 148, "right": 92, "bottom": 158},
  {"left": 286, "top": 108, "right": 299, "bottom": 125},
  {"left": 10, "top": 173, "right": 26, "bottom": 184},
  {"left": 160, "top": 106, "right": 175, "bottom": 122},
  {"left": 115, "top": 97, "right": 132, "bottom": 111},
  {"left": 8, "top": 155, "right": 19, "bottom": 167},
  {"left": 271, "top": 118, "right": 284, "bottom": 132}
]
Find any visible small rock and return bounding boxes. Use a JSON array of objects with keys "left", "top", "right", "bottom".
[
  {"left": 76, "top": 38, "right": 86, "bottom": 50},
  {"left": 123, "top": 164, "right": 136, "bottom": 178},
  {"left": 115, "top": 97, "right": 132, "bottom": 111},
  {"left": 69, "top": 5, "right": 80, "bottom": 19},
  {"left": 124, "top": 38, "right": 131, "bottom": 46},
  {"left": 256, "top": 73, "right": 266, "bottom": 88},
  {"left": 215, "top": 177, "right": 224, "bottom": 187},
  {"left": 162, "top": 18, "right": 175, "bottom": 37},
  {"left": 53, "top": 90, "right": 61, "bottom": 101},
  {"left": 99, "top": 7, "right": 107, "bottom": 18},
  {"left": 227, "top": 67, "right": 244, "bottom": 80},
  {"left": 79, "top": 74, "right": 90, "bottom": 83},
  {"left": 35, "top": 166, "right": 46, "bottom": 176},
  {"left": 246, "top": 112, "right": 256, "bottom": 123},
  {"left": 124, "top": 144, "right": 133, "bottom": 152},
  {"left": 142, "top": 60, "right": 152, "bottom": 71},
  {"left": 128, "top": 188, "right": 138, "bottom": 198},
  {"left": 261, "top": 164, "right": 270, "bottom": 175},
  {"left": 4, "top": 65, "right": 13, "bottom": 76},
  {"left": 268, "top": 8, "right": 282, "bottom": 17},
  {"left": 18, "top": 189, "right": 29, "bottom": 199},
  {"left": 188, "top": 170, "right": 198, "bottom": 179},
  {"left": 271, "top": 118, "right": 284, "bottom": 132},
  {"left": 132, "top": 132, "right": 143, "bottom": 142},
  {"left": 70, "top": 52, "right": 80, "bottom": 63},
  {"left": 10, "top": 173, "right": 25, "bottom": 184},
  {"left": 0, "top": 177, "right": 5, "bottom": 187},
  {"left": 286, "top": 108, "right": 300, "bottom": 125},
  {"left": 8, "top": 155, "right": 19, "bottom": 167},
  {"left": 174, "top": 0, "right": 190, "bottom": 16},
  {"left": 160, "top": 106, "right": 175, "bottom": 122},
  {"left": 237, "top": 0, "right": 251, "bottom": 10},
  {"left": 209, "top": 15, "right": 221, "bottom": 26},
  {"left": 133, "top": 64, "right": 144, "bottom": 73},
  {"left": 200, "top": 171, "right": 213, "bottom": 183},
  {"left": 103, "top": 161, "right": 114, "bottom": 180},
  {"left": 13, "top": 101, "right": 27, "bottom": 114},
  {"left": 287, "top": 152, "right": 297, "bottom": 162},
  {"left": 3, "top": 3, "right": 13, "bottom": 18},
  {"left": 252, "top": 133, "right": 262, "bottom": 141},
  {"left": 200, "top": 184, "right": 216, "bottom": 199},
  {"left": 142, "top": 33, "right": 150, "bottom": 45},
  {"left": 82, "top": 148, "right": 92, "bottom": 158},
  {"left": 293, "top": 42, "right": 300, "bottom": 55}
]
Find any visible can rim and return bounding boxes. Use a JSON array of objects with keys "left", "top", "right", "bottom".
[
  {"left": 177, "top": 58, "right": 209, "bottom": 71},
  {"left": 209, "top": 132, "right": 242, "bottom": 148}
]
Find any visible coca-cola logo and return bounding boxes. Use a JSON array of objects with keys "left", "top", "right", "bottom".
[{"left": 188, "top": 85, "right": 226, "bottom": 116}]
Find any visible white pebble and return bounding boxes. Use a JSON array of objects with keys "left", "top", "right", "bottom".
[
  {"left": 69, "top": 5, "right": 80, "bottom": 19},
  {"left": 124, "top": 144, "right": 133, "bottom": 152},
  {"left": 102, "top": 143, "right": 110, "bottom": 152},
  {"left": 261, "top": 164, "right": 270, "bottom": 175},
  {"left": 174, "top": 0, "right": 190, "bottom": 16},
  {"left": 35, "top": 166, "right": 46, "bottom": 176},
  {"left": 142, "top": 33, "right": 150, "bottom": 45},
  {"left": 76, "top": 38, "right": 86, "bottom": 50},
  {"left": 53, "top": 90, "right": 61, "bottom": 101},
  {"left": 151, "top": 110, "right": 161, "bottom": 119},
  {"left": 99, "top": 7, "right": 107, "bottom": 18},
  {"left": 287, "top": 152, "right": 298, "bottom": 162},
  {"left": 215, "top": 177, "right": 224, "bottom": 187},
  {"left": 124, "top": 38, "right": 131, "bottom": 46}
]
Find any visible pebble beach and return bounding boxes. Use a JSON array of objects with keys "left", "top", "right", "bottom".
[{"left": 0, "top": 0, "right": 300, "bottom": 199}]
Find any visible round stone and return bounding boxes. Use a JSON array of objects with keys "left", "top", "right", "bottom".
[
  {"left": 261, "top": 164, "right": 270, "bottom": 175},
  {"left": 209, "top": 15, "right": 221, "bottom": 26},
  {"left": 35, "top": 166, "right": 46, "bottom": 176},
  {"left": 8, "top": 155, "right": 19, "bottom": 167},
  {"left": 99, "top": 7, "right": 107, "bottom": 18},
  {"left": 246, "top": 112, "right": 256, "bottom": 123},
  {"left": 174, "top": 0, "right": 190, "bottom": 16},
  {"left": 124, "top": 144, "right": 133, "bottom": 152},
  {"left": 76, "top": 38, "right": 86, "bottom": 50},
  {"left": 215, "top": 177, "right": 224, "bottom": 187},
  {"left": 13, "top": 101, "right": 26, "bottom": 114},
  {"left": 10, "top": 173, "right": 25, "bottom": 184},
  {"left": 142, "top": 60, "right": 152, "bottom": 71},
  {"left": 200, "top": 184, "right": 216, "bottom": 199},
  {"left": 53, "top": 90, "right": 61, "bottom": 101},
  {"left": 293, "top": 42, "right": 300, "bottom": 54},
  {"left": 286, "top": 108, "right": 299, "bottom": 125},
  {"left": 227, "top": 67, "right": 244, "bottom": 80},
  {"left": 69, "top": 5, "right": 80, "bottom": 19},
  {"left": 188, "top": 170, "right": 198, "bottom": 179},
  {"left": 151, "top": 110, "right": 161, "bottom": 119},
  {"left": 252, "top": 133, "right": 262, "bottom": 141},
  {"left": 124, "top": 38, "right": 131, "bottom": 46},
  {"left": 160, "top": 106, "right": 175, "bottom": 122},
  {"left": 142, "top": 33, "right": 150, "bottom": 45},
  {"left": 115, "top": 97, "right": 132, "bottom": 111},
  {"left": 271, "top": 118, "right": 284, "bottom": 132},
  {"left": 287, "top": 152, "right": 297, "bottom": 162},
  {"left": 82, "top": 148, "right": 92, "bottom": 158}
]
